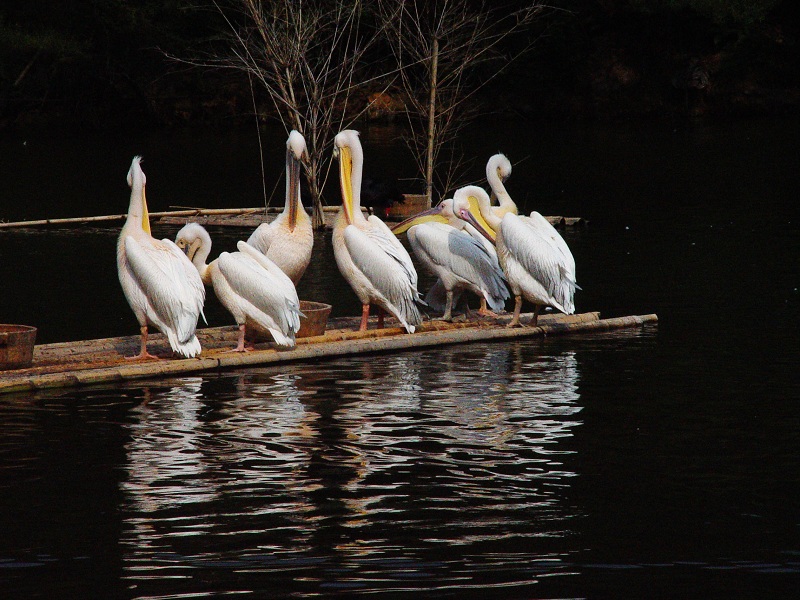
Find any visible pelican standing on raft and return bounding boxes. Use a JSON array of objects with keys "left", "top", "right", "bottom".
[
  {"left": 117, "top": 156, "right": 206, "bottom": 359},
  {"left": 175, "top": 223, "right": 302, "bottom": 351},
  {"left": 392, "top": 199, "right": 508, "bottom": 321},
  {"left": 333, "top": 130, "right": 423, "bottom": 333},
  {"left": 453, "top": 185, "right": 578, "bottom": 327},
  {"left": 247, "top": 130, "right": 313, "bottom": 285},
  {"left": 485, "top": 153, "right": 576, "bottom": 283}
]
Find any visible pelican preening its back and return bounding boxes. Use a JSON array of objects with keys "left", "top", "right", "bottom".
[
  {"left": 247, "top": 130, "right": 314, "bottom": 285},
  {"left": 333, "top": 129, "right": 423, "bottom": 333},
  {"left": 175, "top": 223, "right": 302, "bottom": 351},
  {"left": 117, "top": 156, "right": 206, "bottom": 359},
  {"left": 453, "top": 185, "right": 578, "bottom": 327},
  {"left": 392, "top": 199, "right": 508, "bottom": 321}
]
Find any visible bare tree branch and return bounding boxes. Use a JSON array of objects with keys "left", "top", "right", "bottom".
[
  {"left": 378, "top": 0, "right": 547, "bottom": 204},
  {"left": 176, "top": 0, "right": 393, "bottom": 228}
]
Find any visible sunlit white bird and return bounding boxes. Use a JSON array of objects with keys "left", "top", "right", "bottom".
[
  {"left": 333, "top": 129, "right": 423, "bottom": 333},
  {"left": 453, "top": 185, "right": 578, "bottom": 327},
  {"left": 175, "top": 222, "right": 302, "bottom": 351},
  {"left": 117, "top": 156, "right": 206, "bottom": 359},
  {"left": 392, "top": 199, "right": 508, "bottom": 320},
  {"left": 485, "top": 154, "right": 576, "bottom": 288},
  {"left": 247, "top": 130, "right": 313, "bottom": 285}
]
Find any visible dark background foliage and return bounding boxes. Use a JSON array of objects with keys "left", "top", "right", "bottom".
[{"left": 1, "top": 0, "right": 798, "bottom": 132}]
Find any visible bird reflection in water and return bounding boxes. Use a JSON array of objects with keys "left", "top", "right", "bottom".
[
  {"left": 121, "top": 378, "right": 219, "bottom": 513},
  {"left": 118, "top": 344, "right": 585, "bottom": 592}
]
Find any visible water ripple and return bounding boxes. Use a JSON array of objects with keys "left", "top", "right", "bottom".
[{"left": 113, "top": 345, "right": 583, "bottom": 596}]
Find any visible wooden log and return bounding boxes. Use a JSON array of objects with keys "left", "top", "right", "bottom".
[{"left": 0, "top": 312, "right": 656, "bottom": 395}]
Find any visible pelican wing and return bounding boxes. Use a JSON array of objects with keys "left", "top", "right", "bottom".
[
  {"left": 236, "top": 240, "right": 300, "bottom": 301},
  {"left": 525, "top": 211, "right": 577, "bottom": 280},
  {"left": 367, "top": 215, "right": 419, "bottom": 289},
  {"left": 217, "top": 251, "right": 302, "bottom": 339},
  {"left": 446, "top": 229, "right": 509, "bottom": 306},
  {"left": 501, "top": 214, "right": 574, "bottom": 309},
  {"left": 124, "top": 236, "right": 205, "bottom": 343},
  {"left": 344, "top": 224, "right": 422, "bottom": 317},
  {"left": 463, "top": 223, "right": 501, "bottom": 268},
  {"left": 415, "top": 223, "right": 507, "bottom": 299}
]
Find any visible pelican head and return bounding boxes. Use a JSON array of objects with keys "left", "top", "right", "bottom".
[
  {"left": 175, "top": 223, "right": 211, "bottom": 260},
  {"left": 174, "top": 222, "right": 212, "bottom": 274},
  {"left": 126, "top": 155, "right": 150, "bottom": 235},
  {"left": 285, "top": 130, "right": 308, "bottom": 231},
  {"left": 487, "top": 153, "right": 512, "bottom": 184},
  {"left": 453, "top": 186, "right": 498, "bottom": 244},
  {"left": 334, "top": 130, "right": 363, "bottom": 225},
  {"left": 287, "top": 130, "right": 308, "bottom": 163}
]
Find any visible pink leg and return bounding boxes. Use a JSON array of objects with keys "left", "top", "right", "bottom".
[
  {"left": 228, "top": 324, "right": 250, "bottom": 352},
  {"left": 507, "top": 296, "right": 523, "bottom": 328},
  {"left": 376, "top": 307, "right": 385, "bottom": 329},
  {"left": 127, "top": 325, "right": 160, "bottom": 360},
  {"left": 359, "top": 304, "right": 370, "bottom": 331}
]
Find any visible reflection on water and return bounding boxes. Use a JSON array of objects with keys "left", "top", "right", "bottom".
[{"left": 119, "top": 345, "right": 583, "bottom": 596}]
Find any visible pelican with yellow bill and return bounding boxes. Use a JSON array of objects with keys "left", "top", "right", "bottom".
[{"left": 332, "top": 130, "right": 423, "bottom": 333}]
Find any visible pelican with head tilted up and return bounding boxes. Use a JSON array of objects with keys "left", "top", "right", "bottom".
[
  {"left": 453, "top": 185, "right": 578, "bottom": 327},
  {"left": 175, "top": 223, "right": 302, "bottom": 352},
  {"left": 333, "top": 129, "right": 423, "bottom": 333},
  {"left": 247, "top": 130, "right": 313, "bottom": 285},
  {"left": 117, "top": 156, "right": 206, "bottom": 359},
  {"left": 392, "top": 199, "right": 508, "bottom": 321}
]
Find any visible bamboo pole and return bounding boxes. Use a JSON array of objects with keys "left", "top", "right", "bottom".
[
  {"left": 0, "top": 208, "right": 267, "bottom": 229},
  {"left": 0, "top": 206, "right": 583, "bottom": 230},
  {"left": 0, "top": 313, "right": 657, "bottom": 395}
]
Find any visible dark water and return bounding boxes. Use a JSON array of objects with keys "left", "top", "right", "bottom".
[{"left": 1, "top": 117, "right": 799, "bottom": 598}]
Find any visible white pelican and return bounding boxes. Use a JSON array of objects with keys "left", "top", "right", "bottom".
[
  {"left": 485, "top": 153, "right": 518, "bottom": 217},
  {"left": 246, "top": 130, "right": 313, "bottom": 285},
  {"left": 453, "top": 185, "right": 578, "bottom": 327},
  {"left": 392, "top": 199, "right": 508, "bottom": 320},
  {"left": 333, "top": 130, "right": 423, "bottom": 333},
  {"left": 484, "top": 153, "right": 576, "bottom": 292},
  {"left": 175, "top": 222, "right": 302, "bottom": 351},
  {"left": 117, "top": 156, "right": 206, "bottom": 359}
]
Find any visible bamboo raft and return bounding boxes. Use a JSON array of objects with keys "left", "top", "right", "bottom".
[{"left": 0, "top": 311, "right": 656, "bottom": 396}]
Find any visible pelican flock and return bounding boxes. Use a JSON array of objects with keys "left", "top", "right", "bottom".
[
  {"left": 108, "top": 135, "right": 578, "bottom": 361},
  {"left": 332, "top": 129, "right": 423, "bottom": 333},
  {"left": 117, "top": 156, "right": 206, "bottom": 359},
  {"left": 247, "top": 130, "right": 313, "bottom": 285}
]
